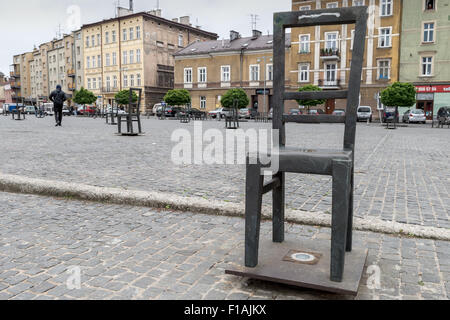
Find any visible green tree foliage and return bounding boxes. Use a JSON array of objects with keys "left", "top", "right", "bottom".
[
  {"left": 381, "top": 82, "right": 416, "bottom": 107},
  {"left": 221, "top": 88, "right": 250, "bottom": 109},
  {"left": 296, "top": 85, "right": 326, "bottom": 108},
  {"left": 115, "top": 90, "right": 139, "bottom": 106},
  {"left": 163, "top": 89, "right": 191, "bottom": 106},
  {"left": 73, "top": 87, "right": 97, "bottom": 106}
]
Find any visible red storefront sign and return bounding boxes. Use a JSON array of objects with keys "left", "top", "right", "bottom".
[{"left": 415, "top": 85, "right": 450, "bottom": 93}]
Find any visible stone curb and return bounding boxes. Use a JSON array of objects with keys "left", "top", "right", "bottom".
[{"left": 0, "top": 173, "right": 449, "bottom": 241}]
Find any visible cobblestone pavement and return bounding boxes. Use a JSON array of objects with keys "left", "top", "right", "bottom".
[
  {"left": 0, "top": 116, "right": 449, "bottom": 229},
  {"left": 0, "top": 192, "right": 448, "bottom": 300}
]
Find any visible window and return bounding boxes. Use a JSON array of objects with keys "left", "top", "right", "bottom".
[
  {"left": 266, "top": 64, "right": 273, "bottom": 81},
  {"left": 299, "top": 5, "right": 310, "bottom": 10},
  {"left": 380, "top": 0, "right": 393, "bottom": 16},
  {"left": 129, "top": 27, "right": 134, "bottom": 40},
  {"left": 129, "top": 50, "right": 134, "bottom": 64},
  {"left": 106, "top": 53, "right": 110, "bottom": 66},
  {"left": 184, "top": 68, "right": 192, "bottom": 83},
  {"left": 124, "top": 75, "right": 128, "bottom": 87},
  {"left": 97, "top": 55, "right": 101, "bottom": 68},
  {"left": 86, "top": 57, "right": 90, "bottom": 68},
  {"left": 250, "top": 65, "right": 260, "bottom": 81},
  {"left": 136, "top": 26, "right": 141, "bottom": 39},
  {"left": 198, "top": 67, "right": 207, "bottom": 83},
  {"left": 93, "top": 77, "right": 97, "bottom": 89},
  {"left": 77, "top": 46, "right": 80, "bottom": 55},
  {"left": 123, "top": 51, "right": 127, "bottom": 64},
  {"left": 378, "top": 27, "right": 392, "bottom": 47},
  {"left": 221, "top": 66, "right": 230, "bottom": 82},
  {"left": 200, "top": 96, "right": 207, "bottom": 109},
  {"left": 425, "top": 0, "right": 435, "bottom": 10},
  {"left": 113, "top": 75, "right": 117, "bottom": 88},
  {"left": 97, "top": 34, "right": 101, "bottom": 46},
  {"left": 178, "top": 35, "right": 184, "bottom": 47},
  {"left": 352, "top": 0, "right": 364, "bottom": 6},
  {"left": 112, "top": 52, "right": 117, "bottom": 65},
  {"left": 299, "top": 34, "right": 310, "bottom": 53},
  {"left": 136, "top": 49, "right": 141, "bottom": 63},
  {"left": 327, "top": 2, "right": 338, "bottom": 8},
  {"left": 423, "top": 22, "right": 435, "bottom": 43},
  {"left": 350, "top": 30, "right": 355, "bottom": 50},
  {"left": 87, "top": 78, "right": 91, "bottom": 89},
  {"left": 112, "top": 31, "right": 116, "bottom": 42},
  {"left": 137, "top": 74, "right": 141, "bottom": 86},
  {"left": 86, "top": 36, "right": 89, "bottom": 47},
  {"left": 325, "top": 32, "right": 339, "bottom": 50},
  {"left": 106, "top": 76, "right": 111, "bottom": 90},
  {"left": 377, "top": 60, "right": 391, "bottom": 79},
  {"left": 130, "top": 74, "right": 135, "bottom": 87},
  {"left": 325, "top": 63, "right": 337, "bottom": 85},
  {"left": 105, "top": 32, "right": 110, "bottom": 44},
  {"left": 421, "top": 57, "right": 433, "bottom": 76},
  {"left": 123, "top": 29, "right": 127, "bottom": 41},
  {"left": 299, "top": 63, "right": 310, "bottom": 82},
  {"left": 91, "top": 35, "right": 95, "bottom": 47}
]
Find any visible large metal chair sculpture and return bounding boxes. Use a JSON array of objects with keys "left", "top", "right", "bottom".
[
  {"left": 244, "top": 7, "right": 367, "bottom": 284},
  {"left": 117, "top": 88, "right": 143, "bottom": 136}
]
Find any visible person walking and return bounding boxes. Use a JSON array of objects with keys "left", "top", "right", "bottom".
[{"left": 49, "top": 85, "right": 67, "bottom": 127}]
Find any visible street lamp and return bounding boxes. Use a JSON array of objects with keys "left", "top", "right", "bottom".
[{"left": 256, "top": 56, "right": 273, "bottom": 118}]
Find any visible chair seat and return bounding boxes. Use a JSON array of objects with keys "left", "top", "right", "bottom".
[{"left": 250, "top": 147, "right": 353, "bottom": 176}]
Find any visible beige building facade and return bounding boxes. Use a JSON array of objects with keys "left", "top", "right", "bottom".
[
  {"left": 290, "top": 0, "right": 403, "bottom": 117},
  {"left": 174, "top": 31, "right": 293, "bottom": 113},
  {"left": 81, "top": 11, "right": 217, "bottom": 111}
]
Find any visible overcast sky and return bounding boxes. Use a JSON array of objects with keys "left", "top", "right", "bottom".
[{"left": 1, "top": 0, "right": 291, "bottom": 75}]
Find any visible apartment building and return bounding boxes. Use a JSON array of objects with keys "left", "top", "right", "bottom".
[
  {"left": 73, "top": 29, "right": 85, "bottom": 90},
  {"left": 290, "top": 0, "right": 402, "bottom": 116},
  {"left": 81, "top": 10, "right": 218, "bottom": 111},
  {"left": 174, "top": 30, "right": 292, "bottom": 112},
  {"left": 399, "top": 0, "right": 450, "bottom": 119}
]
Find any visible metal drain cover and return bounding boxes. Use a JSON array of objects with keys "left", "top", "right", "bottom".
[{"left": 291, "top": 252, "right": 315, "bottom": 262}]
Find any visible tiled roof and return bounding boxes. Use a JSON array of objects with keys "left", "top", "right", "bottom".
[{"left": 174, "top": 33, "right": 291, "bottom": 56}]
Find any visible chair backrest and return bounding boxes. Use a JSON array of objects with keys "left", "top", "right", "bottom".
[
  {"left": 128, "top": 88, "right": 142, "bottom": 115},
  {"left": 273, "top": 7, "right": 368, "bottom": 152}
]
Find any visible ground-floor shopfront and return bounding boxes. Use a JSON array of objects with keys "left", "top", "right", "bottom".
[{"left": 412, "top": 84, "right": 450, "bottom": 120}]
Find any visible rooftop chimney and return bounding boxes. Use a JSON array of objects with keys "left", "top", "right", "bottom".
[
  {"left": 129, "top": 0, "right": 134, "bottom": 11},
  {"left": 230, "top": 30, "right": 241, "bottom": 42},
  {"left": 180, "top": 16, "right": 190, "bottom": 25},
  {"left": 252, "top": 30, "right": 262, "bottom": 39}
]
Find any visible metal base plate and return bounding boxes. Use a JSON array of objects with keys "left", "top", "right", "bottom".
[
  {"left": 116, "top": 133, "right": 143, "bottom": 136},
  {"left": 225, "top": 238, "right": 368, "bottom": 296}
]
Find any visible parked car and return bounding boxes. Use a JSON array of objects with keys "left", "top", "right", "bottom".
[
  {"left": 437, "top": 106, "right": 450, "bottom": 125},
  {"left": 288, "top": 108, "right": 302, "bottom": 116},
  {"left": 402, "top": 109, "right": 426, "bottom": 124},
  {"left": 62, "top": 107, "right": 72, "bottom": 116},
  {"left": 24, "top": 106, "right": 36, "bottom": 114},
  {"left": 186, "top": 108, "right": 207, "bottom": 119},
  {"left": 208, "top": 107, "right": 231, "bottom": 119},
  {"left": 357, "top": 106, "right": 373, "bottom": 122},
  {"left": 76, "top": 105, "right": 96, "bottom": 116},
  {"left": 239, "top": 108, "right": 252, "bottom": 119},
  {"left": 308, "top": 109, "right": 325, "bottom": 115},
  {"left": 332, "top": 109, "right": 346, "bottom": 116},
  {"left": 383, "top": 107, "right": 399, "bottom": 123},
  {"left": 268, "top": 108, "right": 273, "bottom": 120},
  {"left": 163, "top": 106, "right": 185, "bottom": 118}
]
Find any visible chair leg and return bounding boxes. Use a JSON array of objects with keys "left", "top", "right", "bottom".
[
  {"left": 330, "top": 159, "right": 351, "bottom": 282},
  {"left": 346, "top": 168, "right": 354, "bottom": 252},
  {"left": 245, "top": 162, "right": 264, "bottom": 268},
  {"left": 273, "top": 172, "right": 285, "bottom": 243}
]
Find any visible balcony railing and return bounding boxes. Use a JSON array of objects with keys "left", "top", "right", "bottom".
[
  {"left": 68, "top": 69, "right": 76, "bottom": 77},
  {"left": 10, "top": 71, "right": 20, "bottom": 78},
  {"left": 320, "top": 48, "right": 340, "bottom": 61},
  {"left": 68, "top": 83, "right": 76, "bottom": 91},
  {"left": 102, "top": 87, "right": 119, "bottom": 93},
  {"left": 10, "top": 82, "right": 21, "bottom": 89},
  {"left": 318, "top": 79, "right": 341, "bottom": 88}
]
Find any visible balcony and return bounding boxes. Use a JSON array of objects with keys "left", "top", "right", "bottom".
[
  {"left": 68, "top": 69, "right": 76, "bottom": 77},
  {"left": 10, "top": 71, "right": 20, "bottom": 78},
  {"left": 68, "top": 83, "right": 76, "bottom": 91},
  {"left": 10, "top": 82, "right": 21, "bottom": 89},
  {"left": 102, "top": 87, "right": 118, "bottom": 94},
  {"left": 318, "top": 79, "right": 341, "bottom": 90},
  {"left": 320, "top": 48, "right": 340, "bottom": 61}
]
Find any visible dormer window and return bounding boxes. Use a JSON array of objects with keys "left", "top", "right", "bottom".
[{"left": 425, "top": 0, "right": 435, "bottom": 10}]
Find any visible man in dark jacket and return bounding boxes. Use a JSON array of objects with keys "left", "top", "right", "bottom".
[{"left": 49, "top": 85, "right": 67, "bottom": 126}]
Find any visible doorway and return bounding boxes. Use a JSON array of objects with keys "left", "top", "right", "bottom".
[
  {"left": 417, "top": 100, "right": 434, "bottom": 120},
  {"left": 325, "top": 99, "right": 336, "bottom": 114}
]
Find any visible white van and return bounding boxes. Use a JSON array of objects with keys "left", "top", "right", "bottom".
[
  {"left": 357, "top": 106, "right": 373, "bottom": 122},
  {"left": 43, "top": 103, "right": 54, "bottom": 116}
]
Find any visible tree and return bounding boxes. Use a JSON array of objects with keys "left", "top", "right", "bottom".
[
  {"left": 163, "top": 89, "right": 191, "bottom": 106},
  {"left": 380, "top": 82, "right": 416, "bottom": 107},
  {"left": 221, "top": 88, "right": 249, "bottom": 109},
  {"left": 115, "top": 90, "right": 139, "bottom": 106},
  {"left": 296, "top": 85, "right": 326, "bottom": 111},
  {"left": 73, "top": 87, "right": 97, "bottom": 106}
]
